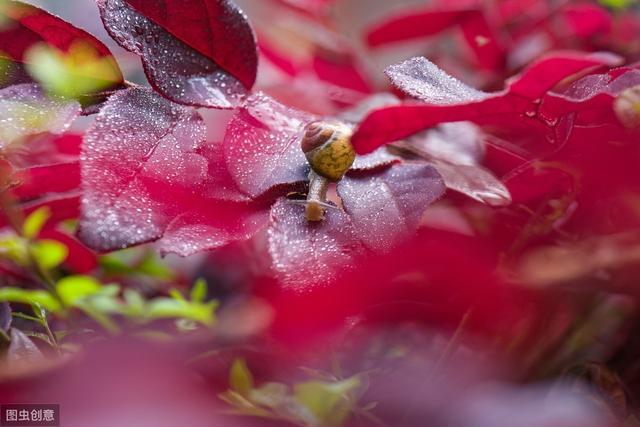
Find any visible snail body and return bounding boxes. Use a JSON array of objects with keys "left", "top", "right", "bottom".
[{"left": 300, "top": 121, "right": 356, "bottom": 221}]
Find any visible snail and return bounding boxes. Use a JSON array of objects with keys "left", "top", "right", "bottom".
[{"left": 299, "top": 121, "right": 356, "bottom": 222}]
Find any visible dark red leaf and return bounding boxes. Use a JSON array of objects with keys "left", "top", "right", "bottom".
[
  {"left": 505, "top": 51, "right": 622, "bottom": 100},
  {"left": 223, "top": 93, "right": 315, "bottom": 199},
  {"left": 337, "top": 163, "right": 445, "bottom": 252},
  {"left": 267, "top": 198, "right": 366, "bottom": 289},
  {"left": 0, "top": 0, "right": 123, "bottom": 91},
  {"left": 98, "top": 0, "right": 256, "bottom": 108}
]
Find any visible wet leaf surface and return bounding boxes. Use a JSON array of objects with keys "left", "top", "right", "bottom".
[
  {"left": 338, "top": 163, "right": 445, "bottom": 252},
  {"left": 79, "top": 87, "right": 209, "bottom": 251},
  {"left": 267, "top": 199, "right": 366, "bottom": 289},
  {"left": 98, "top": 0, "right": 255, "bottom": 108},
  {"left": 353, "top": 53, "right": 622, "bottom": 154},
  {"left": 223, "top": 93, "right": 315, "bottom": 198}
]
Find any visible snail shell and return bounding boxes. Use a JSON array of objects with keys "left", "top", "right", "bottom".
[{"left": 301, "top": 121, "right": 356, "bottom": 182}]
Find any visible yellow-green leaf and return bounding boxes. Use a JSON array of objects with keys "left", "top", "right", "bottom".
[{"left": 23, "top": 207, "right": 51, "bottom": 239}]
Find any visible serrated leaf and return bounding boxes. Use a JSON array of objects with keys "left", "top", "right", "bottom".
[{"left": 78, "top": 87, "right": 207, "bottom": 251}]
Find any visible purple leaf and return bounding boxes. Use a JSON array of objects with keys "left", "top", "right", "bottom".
[
  {"left": 350, "top": 148, "right": 400, "bottom": 173},
  {"left": 337, "top": 163, "right": 445, "bottom": 252},
  {"left": 385, "top": 57, "right": 488, "bottom": 104},
  {"left": 0, "top": 303, "right": 11, "bottom": 334},
  {"left": 401, "top": 122, "right": 511, "bottom": 206},
  {"left": 267, "top": 198, "right": 366, "bottom": 289},
  {"left": 8, "top": 328, "right": 43, "bottom": 362},
  {"left": 223, "top": 93, "right": 315, "bottom": 199},
  {"left": 98, "top": 0, "right": 253, "bottom": 108},
  {"left": 158, "top": 205, "right": 269, "bottom": 257},
  {"left": 433, "top": 161, "right": 511, "bottom": 207},
  {"left": 79, "top": 87, "right": 208, "bottom": 251}
]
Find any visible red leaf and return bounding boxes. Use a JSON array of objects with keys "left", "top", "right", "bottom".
[
  {"left": 98, "top": 0, "right": 256, "bottom": 108},
  {"left": 223, "top": 93, "right": 315, "bottom": 199},
  {"left": 352, "top": 52, "right": 622, "bottom": 154},
  {"left": 0, "top": 0, "right": 123, "bottom": 91},
  {"left": 125, "top": 0, "right": 257, "bottom": 89},
  {"left": 541, "top": 68, "right": 640, "bottom": 123},
  {"left": 14, "top": 162, "right": 80, "bottom": 202},
  {"left": 78, "top": 87, "right": 209, "bottom": 251},
  {"left": 402, "top": 123, "right": 512, "bottom": 206},
  {"left": 0, "top": 84, "right": 80, "bottom": 147},
  {"left": 78, "top": 87, "right": 265, "bottom": 254},
  {"left": 158, "top": 204, "right": 269, "bottom": 257},
  {"left": 267, "top": 198, "right": 366, "bottom": 289},
  {"left": 337, "top": 163, "right": 445, "bottom": 252},
  {"left": 365, "top": 5, "right": 504, "bottom": 69}
]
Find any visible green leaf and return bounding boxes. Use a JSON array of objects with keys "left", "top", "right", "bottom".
[
  {"left": 146, "top": 298, "right": 217, "bottom": 326},
  {"left": 31, "top": 239, "right": 68, "bottom": 270},
  {"left": 293, "top": 376, "right": 361, "bottom": 426},
  {"left": 137, "top": 253, "right": 174, "bottom": 280},
  {"left": 0, "top": 287, "right": 60, "bottom": 312},
  {"left": 0, "top": 235, "right": 29, "bottom": 265},
  {"left": 25, "top": 42, "right": 122, "bottom": 100},
  {"left": 23, "top": 207, "right": 51, "bottom": 239},
  {"left": 190, "top": 278, "right": 208, "bottom": 302},
  {"left": 230, "top": 358, "right": 254, "bottom": 397},
  {"left": 56, "top": 275, "right": 102, "bottom": 306},
  {"left": 599, "top": 0, "right": 636, "bottom": 9}
]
